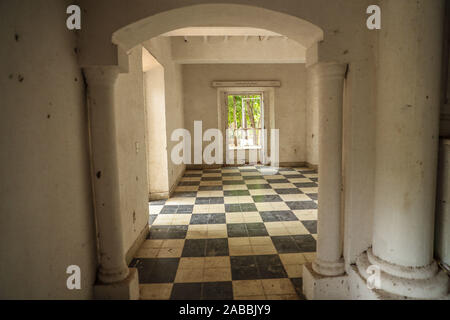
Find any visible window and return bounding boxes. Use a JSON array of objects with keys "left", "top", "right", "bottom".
[{"left": 227, "top": 94, "right": 262, "bottom": 150}]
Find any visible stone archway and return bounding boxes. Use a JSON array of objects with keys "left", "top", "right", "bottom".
[
  {"left": 84, "top": 3, "right": 350, "bottom": 299},
  {"left": 111, "top": 4, "right": 323, "bottom": 58}
]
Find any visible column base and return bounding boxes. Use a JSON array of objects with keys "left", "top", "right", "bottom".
[
  {"left": 356, "top": 250, "right": 449, "bottom": 299},
  {"left": 302, "top": 263, "right": 349, "bottom": 300},
  {"left": 98, "top": 265, "right": 130, "bottom": 284},
  {"left": 94, "top": 268, "right": 140, "bottom": 300},
  {"left": 312, "top": 258, "right": 345, "bottom": 276}
]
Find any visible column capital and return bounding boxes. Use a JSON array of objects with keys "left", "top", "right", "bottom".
[
  {"left": 308, "top": 62, "right": 347, "bottom": 81},
  {"left": 83, "top": 66, "right": 120, "bottom": 87}
]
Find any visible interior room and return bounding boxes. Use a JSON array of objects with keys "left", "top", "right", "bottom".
[{"left": 0, "top": 0, "right": 449, "bottom": 301}]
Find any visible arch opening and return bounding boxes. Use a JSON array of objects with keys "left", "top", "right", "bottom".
[{"left": 112, "top": 4, "right": 324, "bottom": 66}]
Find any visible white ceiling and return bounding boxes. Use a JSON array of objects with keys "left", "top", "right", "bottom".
[{"left": 161, "top": 27, "right": 283, "bottom": 37}]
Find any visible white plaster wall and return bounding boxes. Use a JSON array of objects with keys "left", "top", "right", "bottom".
[
  {"left": 143, "top": 49, "right": 170, "bottom": 196},
  {"left": 114, "top": 47, "right": 150, "bottom": 256},
  {"left": 441, "top": 45, "right": 450, "bottom": 137},
  {"left": 182, "top": 64, "right": 307, "bottom": 164},
  {"left": 0, "top": 0, "right": 97, "bottom": 299},
  {"left": 143, "top": 38, "right": 186, "bottom": 191},
  {"left": 170, "top": 36, "right": 306, "bottom": 64}
]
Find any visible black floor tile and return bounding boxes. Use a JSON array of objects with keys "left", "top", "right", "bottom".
[
  {"left": 240, "top": 203, "right": 258, "bottom": 212},
  {"left": 184, "top": 174, "right": 202, "bottom": 178},
  {"left": 160, "top": 206, "right": 178, "bottom": 214},
  {"left": 258, "top": 263, "right": 287, "bottom": 279},
  {"left": 179, "top": 181, "right": 200, "bottom": 186},
  {"left": 206, "top": 238, "right": 229, "bottom": 256},
  {"left": 267, "top": 179, "right": 290, "bottom": 184},
  {"left": 223, "top": 180, "right": 245, "bottom": 185},
  {"left": 225, "top": 204, "right": 242, "bottom": 213},
  {"left": 247, "top": 184, "right": 271, "bottom": 189},
  {"left": 260, "top": 211, "right": 298, "bottom": 222},
  {"left": 278, "top": 168, "right": 296, "bottom": 172},
  {"left": 273, "top": 211, "right": 298, "bottom": 221},
  {"left": 271, "top": 236, "right": 301, "bottom": 253},
  {"left": 292, "top": 235, "right": 316, "bottom": 252},
  {"left": 246, "top": 223, "right": 268, "bottom": 237},
  {"left": 171, "top": 283, "right": 202, "bottom": 300},
  {"left": 243, "top": 175, "right": 263, "bottom": 180},
  {"left": 202, "top": 177, "right": 222, "bottom": 181},
  {"left": 148, "top": 225, "right": 188, "bottom": 239},
  {"left": 149, "top": 200, "right": 166, "bottom": 206},
  {"left": 259, "top": 211, "right": 279, "bottom": 222},
  {"left": 204, "top": 169, "right": 221, "bottom": 173},
  {"left": 177, "top": 205, "right": 194, "bottom": 213},
  {"left": 275, "top": 188, "right": 303, "bottom": 194},
  {"left": 230, "top": 256, "right": 258, "bottom": 280},
  {"left": 255, "top": 254, "right": 283, "bottom": 266},
  {"left": 227, "top": 223, "right": 248, "bottom": 237},
  {"left": 199, "top": 186, "right": 223, "bottom": 191},
  {"left": 195, "top": 197, "right": 224, "bottom": 204},
  {"left": 130, "top": 258, "right": 179, "bottom": 283},
  {"left": 225, "top": 203, "right": 257, "bottom": 212},
  {"left": 160, "top": 205, "right": 194, "bottom": 214},
  {"left": 182, "top": 239, "right": 207, "bottom": 257},
  {"left": 230, "top": 255, "right": 287, "bottom": 280},
  {"left": 231, "top": 255, "right": 256, "bottom": 268},
  {"left": 190, "top": 214, "right": 209, "bottom": 224},
  {"left": 222, "top": 173, "right": 241, "bottom": 177},
  {"left": 294, "top": 182, "right": 317, "bottom": 188},
  {"left": 173, "top": 191, "right": 197, "bottom": 197},
  {"left": 252, "top": 195, "right": 283, "bottom": 203},
  {"left": 284, "top": 174, "right": 305, "bottom": 179},
  {"left": 307, "top": 193, "right": 318, "bottom": 200},
  {"left": 290, "top": 278, "right": 307, "bottom": 299},
  {"left": 286, "top": 201, "right": 318, "bottom": 210},
  {"left": 224, "top": 190, "right": 250, "bottom": 196},
  {"left": 202, "top": 282, "right": 233, "bottom": 300},
  {"left": 231, "top": 266, "right": 259, "bottom": 281},
  {"left": 149, "top": 214, "right": 157, "bottom": 225},
  {"left": 301, "top": 220, "right": 317, "bottom": 234},
  {"left": 208, "top": 213, "right": 226, "bottom": 224}
]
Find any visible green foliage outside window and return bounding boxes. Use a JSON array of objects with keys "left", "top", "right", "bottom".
[{"left": 227, "top": 95, "right": 261, "bottom": 129}]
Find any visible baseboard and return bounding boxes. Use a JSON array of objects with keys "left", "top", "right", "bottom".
[
  {"left": 125, "top": 223, "right": 149, "bottom": 265},
  {"left": 148, "top": 191, "right": 170, "bottom": 201},
  {"left": 305, "top": 162, "right": 318, "bottom": 171},
  {"left": 169, "top": 166, "right": 186, "bottom": 197},
  {"left": 186, "top": 164, "right": 222, "bottom": 170},
  {"left": 279, "top": 161, "right": 307, "bottom": 168},
  {"left": 186, "top": 162, "right": 313, "bottom": 169}
]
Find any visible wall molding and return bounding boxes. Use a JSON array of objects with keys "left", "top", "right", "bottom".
[
  {"left": 169, "top": 166, "right": 187, "bottom": 198},
  {"left": 212, "top": 80, "right": 281, "bottom": 87},
  {"left": 125, "top": 224, "right": 149, "bottom": 265}
]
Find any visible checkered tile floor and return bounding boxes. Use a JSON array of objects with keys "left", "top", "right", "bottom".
[{"left": 130, "top": 165, "right": 318, "bottom": 300}]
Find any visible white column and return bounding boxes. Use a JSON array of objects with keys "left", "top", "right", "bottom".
[
  {"left": 357, "top": 0, "right": 448, "bottom": 299},
  {"left": 311, "top": 62, "right": 347, "bottom": 276},
  {"left": 84, "top": 67, "right": 129, "bottom": 284},
  {"left": 305, "top": 67, "right": 319, "bottom": 168}
]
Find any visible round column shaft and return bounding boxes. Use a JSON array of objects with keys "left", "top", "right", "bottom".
[
  {"left": 361, "top": 0, "right": 448, "bottom": 298},
  {"left": 306, "top": 67, "right": 320, "bottom": 167},
  {"left": 311, "top": 62, "right": 347, "bottom": 276},
  {"left": 84, "top": 67, "right": 129, "bottom": 284}
]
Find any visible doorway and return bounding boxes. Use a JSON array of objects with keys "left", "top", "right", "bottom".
[{"left": 226, "top": 93, "right": 264, "bottom": 165}]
